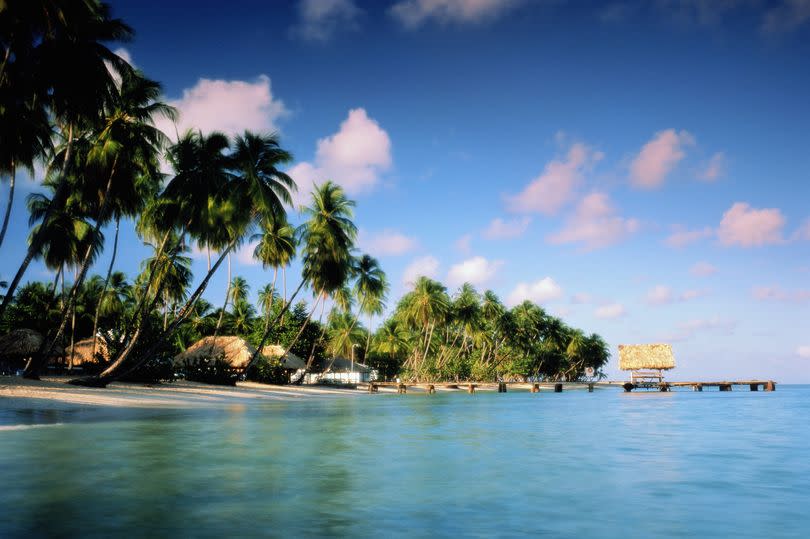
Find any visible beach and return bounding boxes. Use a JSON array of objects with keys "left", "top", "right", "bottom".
[{"left": 0, "top": 375, "right": 366, "bottom": 413}]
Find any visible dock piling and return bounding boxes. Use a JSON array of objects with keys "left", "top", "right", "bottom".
[
  {"left": 588, "top": 383, "right": 594, "bottom": 392},
  {"left": 750, "top": 383, "right": 758, "bottom": 392},
  {"left": 719, "top": 384, "right": 732, "bottom": 391},
  {"left": 765, "top": 381, "right": 776, "bottom": 391},
  {"left": 531, "top": 383, "right": 540, "bottom": 393},
  {"left": 554, "top": 383, "right": 563, "bottom": 393},
  {"left": 397, "top": 383, "right": 407, "bottom": 394},
  {"left": 427, "top": 384, "right": 435, "bottom": 394},
  {"left": 467, "top": 384, "right": 475, "bottom": 394}
]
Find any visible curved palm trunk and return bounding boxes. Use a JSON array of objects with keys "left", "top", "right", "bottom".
[
  {"left": 288, "top": 292, "right": 324, "bottom": 385},
  {"left": 364, "top": 313, "right": 373, "bottom": 359},
  {"left": 281, "top": 267, "right": 287, "bottom": 325},
  {"left": 0, "top": 162, "right": 15, "bottom": 250},
  {"left": 24, "top": 157, "right": 117, "bottom": 379},
  {"left": 244, "top": 278, "right": 306, "bottom": 373},
  {"left": 93, "top": 239, "right": 238, "bottom": 384},
  {"left": 90, "top": 216, "right": 120, "bottom": 359},
  {"left": 0, "top": 125, "right": 74, "bottom": 321}
]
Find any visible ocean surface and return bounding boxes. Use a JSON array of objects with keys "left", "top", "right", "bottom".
[{"left": 1, "top": 385, "right": 809, "bottom": 538}]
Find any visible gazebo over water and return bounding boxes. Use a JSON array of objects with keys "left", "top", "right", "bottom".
[{"left": 618, "top": 343, "right": 675, "bottom": 386}]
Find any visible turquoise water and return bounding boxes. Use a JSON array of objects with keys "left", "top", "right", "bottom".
[{"left": 2, "top": 386, "right": 809, "bottom": 538}]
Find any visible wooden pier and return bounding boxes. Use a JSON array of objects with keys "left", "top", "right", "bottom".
[{"left": 359, "top": 380, "right": 776, "bottom": 393}]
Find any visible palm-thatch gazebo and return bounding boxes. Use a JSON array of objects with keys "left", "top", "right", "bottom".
[
  {"left": 261, "top": 344, "right": 306, "bottom": 371},
  {"left": 618, "top": 343, "right": 675, "bottom": 384},
  {"left": 173, "top": 336, "right": 257, "bottom": 370},
  {"left": 65, "top": 336, "right": 110, "bottom": 369},
  {"left": 0, "top": 329, "right": 64, "bottom": 374}
]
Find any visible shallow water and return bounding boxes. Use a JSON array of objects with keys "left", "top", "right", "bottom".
[{"left": 2, "top": 386, "right": 809, "bottom": 538}]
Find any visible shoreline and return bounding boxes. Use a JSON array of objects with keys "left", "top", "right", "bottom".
[{"left": 0, "top": 375, "right": 366, "bottom": 413}]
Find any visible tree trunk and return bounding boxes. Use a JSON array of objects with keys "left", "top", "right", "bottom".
[
  {"left": 364, "top": 312, "right": 373, "bottom": 359},
  {"left": 24, "top": 160, "right": 116, "bottom": 378},
  {"left": 288, "top": 292, "right": 324, "bottom": 385},
  {"left": 90, "top": 216, "right": 119, "bottom": 359},
  {"left": 211, "top": 252, "right": 231, "bottom": 343},
  {"left": 0, "top": 162, "right": 15, "bottom": 250},
  {"left": 264, "top": 268, "right": 278, "bottom": 334},
  {"left": 244, "top": 278, "right": 306, "bottom": 373},
  {"left": 89, "top": 239, "right": 238, "bottom": 384},
  {"left": 0, "top": 125, "right": 74, "bottom": 321},
  {"left": 281, "top": 267, "right": 287, "bottom": 325}
]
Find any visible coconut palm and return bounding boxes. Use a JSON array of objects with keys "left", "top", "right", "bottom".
[
  {"left": 0, "top": 0, "right": 134, "bottom": 321},
  {"left": 326, "top": 310, "right": 364, "bottom": 359},
  {"left": 352, "top": 254, "right": 388, "bottom": 355},
  {"left": 252, "top": 213, "right": 296, "bottom": 330}
]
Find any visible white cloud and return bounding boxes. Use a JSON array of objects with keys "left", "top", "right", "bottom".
[
  {"left": 595, "top": 303, "right": 626, "bottom": 319},
  {"left": 571, "top": 292, "right": 592, "bottom": 304},
  {"left": 717, "top": 202, "right": 786, "bottom": 247},
  {"left": 796, "top": 345, "right": 810, "bottom": 359},
  {"left": 292, "top": 0, "right": 361, "bottom": 41},
  {"left": 763, "top": 0, "right": 810, "bottom": 33},
  {"left": 664, "top": 225, "right": 713, "bottom": 248},
  {"left": 663, "top": 316, "right": 737, "bottom": 341},
  {"left": 630, "top": 129, "right": 694, "bottom": 188},
  {"left": 455, "top": 233, "right": 473, "bottom": 255},
  {"left": 403, "top": 255, "right": 440, "bottom": 286},
  {"left": 646, "top": 285, "right": 707, "bottom": 305},
  {"left": 507, "top": 277, "right": 563, "bottom": 306},
  {"left": 698, "top": 152, "right": 725, "bottom": 181},
  {"left": 447, "top": 256, "right": 503, "bottom": 288},
  {"left": 357, "top": 229, "right": 418, "bottom": 257},
  {"left": 156, "top": 75, "right": 287, "bottom": 140},
  {"left": 752, "top": 285, "right": 810, "bottom": 303},
  {"left": 390, "top": 0, "right": 522, "bottom": 28},
  {"left": 236, "top": 240, "right": 260, "bottom": 266},
  {"left": 690, "top": 261, "right": 717, "bottom": 277},
  {"left": 506, "top": 143, "right": 602, "bottom": 215},
  {"left": 483, "top": 216, "right": 531, "bottom": 239},
  {"left": 288, "top": 108, "right": 392, "bottom": 206},
  {"left": 792, "top": 218, "right": 810, "bottom": 241},
  {"left": 547, "top": 192, "right": 639, "bottom": 250}
]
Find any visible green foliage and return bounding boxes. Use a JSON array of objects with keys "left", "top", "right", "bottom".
[
  {"left": 246, "top": 356, "right": 286, "bottom": 385},
  {"left": 180, "top": 358, "right": 239, "bottom": 386}
]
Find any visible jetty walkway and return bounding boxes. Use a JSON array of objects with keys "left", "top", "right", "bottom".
[{"left": 358, "top": 380, "right": 776, "bottom": 393}]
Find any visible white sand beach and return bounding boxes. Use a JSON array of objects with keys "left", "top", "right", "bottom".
[{"left": 0, "top": 375, "right": 366, "bottom": 411}]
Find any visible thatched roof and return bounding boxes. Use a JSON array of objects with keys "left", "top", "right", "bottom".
[
  {"left": 174, "top": 336, "right": 256, "bottom": 369},
  {"left": 618, "top": 344, "right": 675, "bottom": 370},
  {"left": 261, "top": 344, "right": 306, "bottom": 370},
  {"left": 65, "top": 337, "right": 110, "bottom": 366},
  {"left": 0, "top": 328, "right": 64, "bottom": 358}
]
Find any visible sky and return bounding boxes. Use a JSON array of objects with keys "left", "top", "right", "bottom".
[{"left": 2, "top": 0, "right": 809, "bottom": 381}]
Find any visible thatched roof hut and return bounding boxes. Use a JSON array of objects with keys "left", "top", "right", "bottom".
[
  {"left": 618, "top": 344, "right": 675, "bottom": 371},
  {"left": 65, "top": 337, "right": 110, "bottom": 366},
  {"left": 261, "top": 344, "right": 306, "bottom": 370},
  {"left": 0, "top": 328, "right": 64, "bottom": 358},
  {"left": 174, "top": 336, "right": 257, "bottom": 370}
]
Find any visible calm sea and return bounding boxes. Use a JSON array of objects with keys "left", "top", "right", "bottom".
[{"left": 1, "top": 386, "right": 809, "bottom": 538}]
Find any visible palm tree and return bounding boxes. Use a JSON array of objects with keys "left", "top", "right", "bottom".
[
  {"left": 400, "top": 277, "right": 450, "bottom": 378},
  {"left": 326, "top": 310, "right": 364, "bottom": 359},
  {"left": 252, "top": 213, "right": 296, "bottom": 330},
  {"left": 352, "top": 254, "right": 388, "bottom": 356},
  {"left": 25, "top": 71, "right": 174, "bottom": 378},
  {"left": 0, "top": 0, "right": 134, "bottom": 321}
]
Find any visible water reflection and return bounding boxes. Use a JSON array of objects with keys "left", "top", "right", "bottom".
[{"left": 1, "top": 388, "right": 809, "bottom": 537}]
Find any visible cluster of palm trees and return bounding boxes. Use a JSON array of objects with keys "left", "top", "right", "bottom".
[
  {"left": 1, "top": 1, "right": 609, "bottom": 386},
  {"left": 372, "top": 279, "right": 610, "bottom": 382}
]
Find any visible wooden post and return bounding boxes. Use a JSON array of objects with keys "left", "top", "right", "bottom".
[
  {"left": 719, "top": 384, "right": 731, "bottom": 391},
  {"left": 693, "top": 384, "right": 703, "bottom": 392},
  {"left": 658, "top": 383, "right": 669, "bottom": 392},
  {"left": 368, "top": 383, "right": 378, "bottom": 393},
  {"left": 554, "top": 383, "right": 563, "bottom": 393},
  {"left": 427, "top": 384, "right": 435, "bottom": 395},
  {"left": 588, "top": 383, "right": 594, "bottom": 392},
  {"left": 623, "top": 382, "right": 634, "bottom": 392},
  {"left": 498, "top": 382, "right": 507, "bottom": 393},
  {"left": 531, "top": 383, "right": 540, "bottom": 393},
  {"left": 467, "top": 383, "right": 475, "bottom": 394},
  {"left": 765, "top": 381, "right": 776, "bottom": 392},
  {"left": 397, "top": 383, "right": 407, "bottom": 394},
  {"left": 750, "top": 383, "right": 758, "bottom": 392}
]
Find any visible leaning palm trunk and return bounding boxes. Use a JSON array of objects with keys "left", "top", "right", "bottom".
[
  {"left": 90, "top": 216, "right": 120, "bottom": 359},
  {"left": 0, "top": 162, "right": 15, "bottom": 249},
  {"left": 24, "top": 162, "right": 117, "bottom": 378},
  {"left": 243, "top": 278, "right": 306, "bottom": 373},
  {"left": 209, "top": 253, "right": 231, "bottom": 354},
  {"left": 288, "top": 292, "right": 324, "bottom": 385},
  {"left": 264, "top": 269, "right": 278, "bottom": 334},
  {"left": 0, "top": 126, "right": 75, "bottom": 321},
  {"left": 96, "top": 239, "right": 238, "bottom": 384}
]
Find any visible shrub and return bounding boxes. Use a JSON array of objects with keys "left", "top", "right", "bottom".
[
  {"left": 245, "top": 356, "right": 286, "bottom": 385},
  {"left": 181, "top": 358, "right": 239, "bottom": 386}
]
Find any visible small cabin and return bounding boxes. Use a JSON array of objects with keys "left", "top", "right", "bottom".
[
  {"left": 618, "top": 343, "right": 675, "bottom": 386},
  {"left": 304, "top": 357, "right": 376, "bottom": 384}
]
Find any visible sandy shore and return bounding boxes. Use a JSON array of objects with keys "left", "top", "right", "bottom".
[{"left": 0, "top": 375, "right": 366, "bottom": 411}]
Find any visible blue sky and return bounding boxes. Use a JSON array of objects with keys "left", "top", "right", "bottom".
[{"left": 3, "top": 0, "right": 809, "bottom": 381}]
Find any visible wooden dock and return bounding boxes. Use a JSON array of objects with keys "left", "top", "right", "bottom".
[{"left": 358, "top": 380, "right": 776, "bottom": 393}]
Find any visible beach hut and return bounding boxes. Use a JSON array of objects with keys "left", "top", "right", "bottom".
[
  {"left": 305, "top": 357, "right": 375, "bottom": 384},
  {"left": 173, "top": 336, "right": 257, "bottom": 370},
  {"left": 0, "top": 328, "right": 64, "bottom": 373},
  {"left": 618, "top": 343, "right": 675, "bottom": 385},
  {"left": 261, "top": 344, "right": 307, "bottom": 371},
  {"left": 64, "top": 336, "right": 110, "bottom": 369}
]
